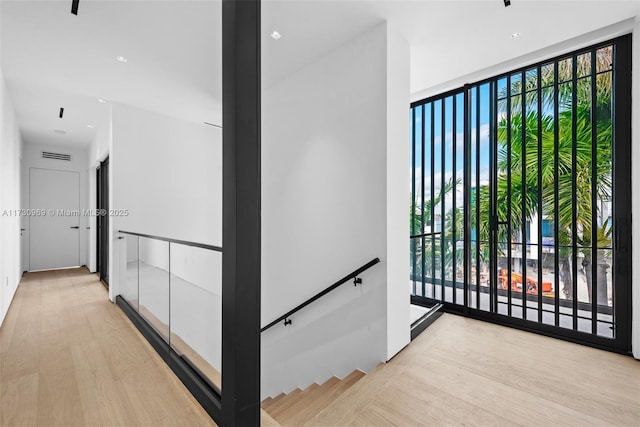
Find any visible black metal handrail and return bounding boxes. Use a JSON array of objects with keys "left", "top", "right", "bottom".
[
  {"left": 410, "top": 231, "right": 442, "bottom": 239},
  {"left": 118, "top": 230, "right": 222, "bottom": 252},
  {"left": 260, "top": 257, "right": 381, "bottom": 332}
]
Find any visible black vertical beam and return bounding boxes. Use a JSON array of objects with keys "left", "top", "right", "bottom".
[
  {"left": 553, "top": 61, "right": 560, "bottom": 327},
  {"left": 452, "top": 95, "right": 457, "bottom": 305},
  {"left": 463, "top": 86, "right": 471, "bottom": 312},
  {"left": 475, "top": 87, "right": 481, "bottom": 310},
  {"left": 441, "top": 99, "right": 446, "bottom": 300},
  {"left": 521, "top": 71, "right": 527, "bottom": 320},
  {"left": 506, "top": 75, "right": 513, "bottom": 317},
  {"left": 571, "top": 54, "right": 578, "bottom": 331},
  {"left": 411, "top": 108, "right": 416, "bottom": 295},
  {"left": 590, "top": 50, "right": 598, "bottom": 334},
  {"left": 421, "top": 106, "right": 426, "bottom": 297},
  {"left": 430, "top": 102, "right": 436, "bottom": 299},
  {"left": 537, "top": 65, "right": 543, "bottom": 323},
  {"left": 222, "top": 1, "right": 261, "bottom": 426},
  {"left": 612, "top": 34, "right": 632, "bottom": 350}
]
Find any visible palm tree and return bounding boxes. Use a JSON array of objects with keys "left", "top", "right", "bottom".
[
  {"left": 492, "top": 51, "right": 613, "bottom": 303},
  {"left": 412, "top": 49, "right": 613, "bottom": 305},
  {"left": 410, "top": 178, "right": 458, "bottom": 280}
]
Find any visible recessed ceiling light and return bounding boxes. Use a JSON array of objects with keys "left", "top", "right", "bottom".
[
  {"left": 270, "top": 31, "right": 282, "bottom": 40},
  {"left": 87, "top": 124, "right": 95, "bottom": 128},
  {"left": 116, "top": 55, "right": 128, "bottom": 63},
  {"left": 54, "top": 129, "right": 66, "bottom": 135},
  {"left": 511, "top": 32, "right": 521, "bottom": 39},
  {"left": 97, "top": 98, "right": 107, "bottom": 103}
]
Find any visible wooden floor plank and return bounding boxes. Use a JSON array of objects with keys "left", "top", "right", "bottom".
[
  {"left": 309, "top": 313, "right": 640, "bottom": 427},
  {"left": 0, "top": 267, "right": 217, "bottom": 427}
]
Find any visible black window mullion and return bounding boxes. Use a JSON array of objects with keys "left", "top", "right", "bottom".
[
  {"left": 463, "top": 86, "right": 471, "bottom": 312},
  {"left": 431, "top": 102, "right": 436, "bottom": 299},
  {"left": 571, "top": 54, "right": 579, "bottom": 331},
  {"left": 506, "top": 75, "right": 513, "bottom": 317},
  {"left": 441, "top": 98, "right": 446, "bottom": 300},
  {"left": 521, "top": 70, "right": 527, "bottom": 320},
  {"left": 452, "top": 95, "right": 457, "bottom": 305},
  {"left": 476, "top": 87, "right": 481, "bottom": 310},
  {"left": 421, "top": 106, "right": 426, "bottom": 298},
  {"left": 590, "top": 50, "right": 598, "bottom": 334},
  {"left": 490, "top": 81, "right": 497, "bottom": 314},
  {"left": 411, "top": 108, "right": 416, "bottom": 295},
  {"left": 537, "top": 65, "right": 543, "bottom": 323},
  {"left": 553, "top": 61, "right": 560, "bottom": 327}
]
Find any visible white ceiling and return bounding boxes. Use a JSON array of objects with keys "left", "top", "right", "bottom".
[
  {"left": 262, "top": 0, "right": 640, "bottom": 93},
  {"left": 1, "top": 0, "right": 638, "bottom": 149},
  {"left": 1, "top": 0, "right": 222, "bottom": 148}
]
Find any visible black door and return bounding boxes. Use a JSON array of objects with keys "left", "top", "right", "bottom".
[{"left": 97, "top": 157, "right": 109, "bottom": 285}]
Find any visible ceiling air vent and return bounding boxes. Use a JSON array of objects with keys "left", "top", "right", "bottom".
[{"left": 42, "top": 151, "right": 71, "bottom": 161}]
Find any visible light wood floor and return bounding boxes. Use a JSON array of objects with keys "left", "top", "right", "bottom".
[
  {"left": 2, "top": 268, "right": 639, "bottom": 426},
  {"left": 0, "top": 268, "right": 216, "bottom": 427},
  {"left": 306, "top": 313, "right": 640, "bottom": 426}
]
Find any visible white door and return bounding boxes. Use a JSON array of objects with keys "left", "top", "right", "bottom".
[{"left": 29, "top": 168, "right": 80, "bottom": 271}]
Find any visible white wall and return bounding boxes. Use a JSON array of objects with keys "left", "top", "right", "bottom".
[
  {"left": 21, "top": 142, "right": 88, "bottom": 271},
  {"left": 631, "top": 16, "right": 640, "bottom": 359},
  {"left": 386, "top": 24, "right": 411, "bottom": 360},
  {"left": 261, "top": 22, "right": 410, "bottom": 398},
  {"left": 0, "top": 69, "right": 23, "bottom": 325}
]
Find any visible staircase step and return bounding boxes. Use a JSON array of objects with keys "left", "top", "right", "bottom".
[
  {"left": 261, "top": 409, "right": 281, "bottom": 427},
  {"left": 267, "top": 388, "right": 303, "bottom": 419},
  {"left": 262, "top": 393, "right": 285, "bottom": 411},
  {"left": 269, "top": 383, "right": 320, "bottom": 418},
  {"left": 266, "top": 370, "right": 367, "bottom": 427}
]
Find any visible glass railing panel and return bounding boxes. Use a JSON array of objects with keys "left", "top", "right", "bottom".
[
  {"left": 121, "top": 235, "right": 139, "bottom": 311},
  {"left": 138, "top": 237, "right": 170, "bottom": 342},
  {"left": 169, "top": 243, "right": 222, "bottom": 391}
]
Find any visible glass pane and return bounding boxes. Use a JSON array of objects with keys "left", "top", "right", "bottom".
[
  {"left": 138, "top": 238, "right": 170, "bottom": 341},
  {"left": 597, "top": 248, "right": 614, "bottom": 338},
  {"left": 454, "top": 92, "right": 465, "bottom": 305},
  {"left": 525, "top": 68, "right": 537, "bottom": 91},
  {"left": 558, "top": 248, "right": 574, "bottom": 329},
  {"left": 469, "top": 240, "right": 477, "bottom": 309},
  {"left": 170, "top": 244, "right": 222, "bottom": 390},
  {"left": 558, "top": 58, "right": 573, "bottom": 83},
  {"left": 595, "top": 46, "right": 613, "bottom": 73},
  {"left": 510, "top": 73, "right": 522, "bottom": 96},
  {"left": 497, "top": 77, "right": 507, "bottom": 100},
  {"left": 577, "top": 52, "right": 591, "bottom": 78},
  {"left": 541, "top": 63, "right": 555, "bottom": 88},
  {"left": 122, "top": 235, "right": 139, "bottom": 310}
]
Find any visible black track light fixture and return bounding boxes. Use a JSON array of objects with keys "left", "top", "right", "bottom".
[
  {"left": 71, "top": 0, "right": 79, "bottom": 15},
  {"left": 504, "top": 0, "right": 511, "bottom": 7}
]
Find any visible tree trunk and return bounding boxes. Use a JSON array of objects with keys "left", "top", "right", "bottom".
[
  {"left": 560, "top": 258, "right": 572, "bottom": 299},
  {"left": 583, "top": 258, "right": 609, "bottom": 306}
]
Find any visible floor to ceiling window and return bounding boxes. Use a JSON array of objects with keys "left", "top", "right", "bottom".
[{"left": 410, "top": 35, "right": 632, "bottom": 352}]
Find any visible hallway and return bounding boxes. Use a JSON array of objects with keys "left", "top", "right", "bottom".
[{"left": 0, "top": 268, "right": 215, "bottom": 426}]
